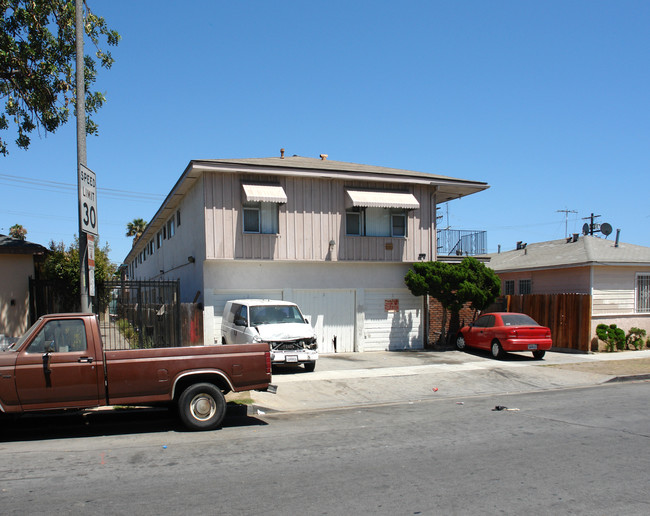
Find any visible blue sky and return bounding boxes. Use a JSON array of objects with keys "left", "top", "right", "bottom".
[{"left": 2, "top": 0, "right": 649, "bottom": 262}]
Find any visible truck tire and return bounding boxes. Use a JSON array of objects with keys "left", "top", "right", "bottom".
[
  {"left": 303, "top": 362, "right": 316, "bottom": 372},
  {"left": 178, "top": 383, "right": 226, "bottom": 431}
]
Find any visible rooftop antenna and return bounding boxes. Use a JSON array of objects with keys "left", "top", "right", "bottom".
[
  {"left": 582, "top": 213, "right": 613, "bottom": 237},
  {"left": 557, "top": 208, "right": 577, "bottom": 238}
]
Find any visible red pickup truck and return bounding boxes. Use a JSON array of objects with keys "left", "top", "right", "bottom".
[{"left": 0, "top": 313, "right": 273, "bottom": 431}]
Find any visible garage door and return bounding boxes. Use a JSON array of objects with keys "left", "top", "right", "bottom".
[
  {"left": 363, "top": 289, "right": 423, "bottom": 351},
  {"left": 208, "top": 290, "right": 283, "bottom": 342},
  {"left": 293, "top": 290, "right": 355, "bottom": 354}
]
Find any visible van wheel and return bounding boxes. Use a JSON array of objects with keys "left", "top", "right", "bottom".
[
  {"left": 178, "top": 383, "right": 226, "bottom": 431},
  {"left": 303, "top": 362, "right": 316, "bottom": 372}
]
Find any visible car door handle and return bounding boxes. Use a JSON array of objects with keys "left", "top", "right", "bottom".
[{"left": 77, "top": 357, "right": 94, "bottom": 363}]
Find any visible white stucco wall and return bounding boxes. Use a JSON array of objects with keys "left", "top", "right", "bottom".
[
  {"left": 0, "top": 255, "right": 34, "bottom": 338},
  {"left": 202, "top": 260, "right": 420, "bottom": 349}
]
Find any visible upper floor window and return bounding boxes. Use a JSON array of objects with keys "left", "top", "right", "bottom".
[
  {"left": 518, "top": 279, "right": 532, "bottom": 295},
  {"left": 504, "top": 280, "right": 515, "bottom": 295},
  {"left": 636, "top": 273, "right": 650, "bottom": 313},
  {"left": 344, "top": 189, "right": 417, "bottom": 238},
  {"left": 157, "top": 230, "right": 163, "bottom": 248},
  {"left": 244, "top": 202, "right": 279, "bottom": 234},
  {"left": 167, "top": 217, "right": 175, "bottom": 238},
  {"left": 346, "top": 207, "right": 408, "bottom": 237},
  {"left": 176, "top": 209, "right": 181, "bottom": 227}
]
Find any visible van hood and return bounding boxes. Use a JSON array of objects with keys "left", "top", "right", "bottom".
[{"left": 254, "top": 323, "right": 315, "bottom": 341}]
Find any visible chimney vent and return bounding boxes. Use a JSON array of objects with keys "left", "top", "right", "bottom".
[
  {"left": 280, "top": 148, "right": 285, "bottom": 158},
  {"left": 320, "top": 154, "right": 328, "bottom": 160}
]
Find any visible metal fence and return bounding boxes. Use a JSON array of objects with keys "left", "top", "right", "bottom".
[
  {"left": 437, "top": 229, "right": 487, "bottom": 256},
  {"left": 98, "top": 280, "right": 181, "bottom": 350}
]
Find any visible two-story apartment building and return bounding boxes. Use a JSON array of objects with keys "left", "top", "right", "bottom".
[{"left": 124, "top": 155, "right": 488, "bottom": 352}]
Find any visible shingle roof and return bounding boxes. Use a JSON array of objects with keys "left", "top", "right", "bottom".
[
  {"left": 0, "top": 234, "right": 48, "bottom": 255},
  {"left": 485, "top": 235, "right": 650, "bottom": 272}
]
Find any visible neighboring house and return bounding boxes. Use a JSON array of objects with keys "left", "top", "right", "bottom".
[
  {"left": 123, "top": 155, "right": 488, "bottom": 352},
  {"left": 486, "top": 235, "right": 650, "bottom": 339},
  {"left": 0, "top": 234, "right": 48, "bottom": 339}
]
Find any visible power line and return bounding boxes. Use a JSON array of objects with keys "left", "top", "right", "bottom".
[{"left": 0, "top": 173, "right": 165, "bottom": 201}]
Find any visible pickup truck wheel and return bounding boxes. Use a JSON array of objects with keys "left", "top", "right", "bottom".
[
  {"left": 303, "top": 362, "right": 316, "bottom": 372},
  {"left": 178, "top": 383, "right": 226, "bottom": 431}
]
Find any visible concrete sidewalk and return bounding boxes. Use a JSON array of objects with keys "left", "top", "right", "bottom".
[{"left": 244, "top": 349, "right": 650, "bottom": 413}]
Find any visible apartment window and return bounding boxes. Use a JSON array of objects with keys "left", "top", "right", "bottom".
[
  {"left": 518, "top": 279, "right": 532, "bottom": 295},
  {"left": 243, "top": 202, "right": 278, "bottom": 234},
  {"left": 391, "top": 213, "right": 406, "bottom": 237},
  {"left": 157, "top": 231, "right": 163, "bottom": 248},
  {"left": 346, "top": 208, "right": 407, "bottom": 237},
  {"left": 636, "top": 273, "right": 650, "bottom": 313},
  {"left": 346, "top": 211, "right": 363, "bottom": 236},
  {"left": 177, "top": 210, "right": 181, "bottom": 227},
  {"left": 167, "top": 218, "right": 175, "bottom": 238},
  {"left": 504, "top": 280, "right": 515, "bottom": 295}
]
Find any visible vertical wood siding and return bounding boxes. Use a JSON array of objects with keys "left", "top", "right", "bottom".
[{"left": 204, "top": 172, "right": 434, "bottom": 262}]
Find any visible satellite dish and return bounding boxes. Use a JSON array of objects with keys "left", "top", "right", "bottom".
[
  {"left": 600, "top": 222, "right": 612, "bottom": 236},
  {"left": 582, "top": 223, "right": 590, "bottom": 236}
]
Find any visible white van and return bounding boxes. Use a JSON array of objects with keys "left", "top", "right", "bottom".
[{"left": 221, "top": 299, "right": 318, "bottom": 371}]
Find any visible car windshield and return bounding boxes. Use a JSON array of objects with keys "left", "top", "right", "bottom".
[
  {"left": 501, "top": 314, "right": 539, "bottom": 326},
  {"left": 249, "top": 305, "right": 305, "bottom": 326}
]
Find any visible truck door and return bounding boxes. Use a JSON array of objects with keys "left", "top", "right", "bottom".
[{"left": 14, "top": 318, "right": 102, "bottom": 410}]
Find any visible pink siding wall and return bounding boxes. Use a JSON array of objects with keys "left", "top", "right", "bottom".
[
  {"left": 498, "top": 266, "right": 591, "bottom": 295},
  {"left": 204, "top": 172, "right": 435, "bottom": 262}
]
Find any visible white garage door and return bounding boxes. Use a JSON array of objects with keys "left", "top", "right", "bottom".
[
  {"left": 208, "top": 290, "right": 284, "bottom": 342},
  {"left": 293, "top": 290, "right": 355, "bottom": 354},
  {"left": 363, "top": 289, "right": 423, "bottom": 351}
]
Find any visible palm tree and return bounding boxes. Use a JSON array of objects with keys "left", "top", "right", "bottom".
[{"left": 126, "top": 218, "right": 147, "bottom": 244}]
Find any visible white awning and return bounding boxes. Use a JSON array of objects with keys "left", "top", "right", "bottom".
[
  {"left": 346, "top": 189, "right": 420, "bottom": 210},
  {"left": 242, "top": 183, "right": 287, "bottom": 203}
]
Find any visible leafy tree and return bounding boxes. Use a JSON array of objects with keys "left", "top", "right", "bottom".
[
  {"left": 42, "top": 236, "right": 116, "bottom": 311},
  {"left": 9, "top": 222, "right": 26, "bottom": 239},
  {"left": 0, "top": 0, "right": 120, "bottom": 155},
  {"left": 126, "top": 218, "right": 147, "bottom": 244},
  {"left": 405, "top": 257, "right": 500, "bottom": 345}
]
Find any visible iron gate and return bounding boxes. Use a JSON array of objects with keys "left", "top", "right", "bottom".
[{"left": 99, "top": 280, "right": 181, "bottom": 350}]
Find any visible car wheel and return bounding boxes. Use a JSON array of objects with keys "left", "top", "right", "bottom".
[
  {"left": 532, "top": 350, "right": 546, "bottom": 360},
  {"left": 491, "top": 340, "right": 504, "bottom": 359},
  {"left": 303, "top": 362, "right": 316, "bottom": 372},
  {"left": 178, "top": 383, "right": 226, "bottom": 431},
  {"left": 456, "top": 334, "right": 467, "bottom": 351}
]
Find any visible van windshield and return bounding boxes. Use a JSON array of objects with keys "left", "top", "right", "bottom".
[{"left": 249, "top": 305, "right": 305, "bottom": 326}]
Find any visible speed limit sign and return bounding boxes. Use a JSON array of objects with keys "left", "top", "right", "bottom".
[{"left": 79, "top": 164, "right": 98, "bottom": 236}]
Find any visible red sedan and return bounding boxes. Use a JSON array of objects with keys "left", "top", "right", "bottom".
[{"left": 456, "top": 312, "right": 552, "bottom": 359}]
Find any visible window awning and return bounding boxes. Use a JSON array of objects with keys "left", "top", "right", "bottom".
[
  {"left": 242, "top": 183, "right": 287, "bottom": 203},
  {"left": 345, "top": 189, "right": 420, "bottom": 210}
]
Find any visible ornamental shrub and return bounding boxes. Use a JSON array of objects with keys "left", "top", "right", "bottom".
[
  {"left": 626, "top": 327, "right": 647, "bottom": 350},
  {"left": 596, "top": 323, "right": 626, "bottom": 352}
]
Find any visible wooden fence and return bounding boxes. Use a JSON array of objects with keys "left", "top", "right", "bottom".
[{"left": 505, "top": 294, "right": 592, "bottom": 352}]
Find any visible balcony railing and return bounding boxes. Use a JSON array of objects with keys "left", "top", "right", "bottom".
[{"left": 436, "top": 229, "right": 487, "bottom": 257}]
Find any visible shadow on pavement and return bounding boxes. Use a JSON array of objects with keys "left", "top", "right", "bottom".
[{"left": 0, "top": 403, "right": 266, "bottom": 442}]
